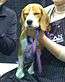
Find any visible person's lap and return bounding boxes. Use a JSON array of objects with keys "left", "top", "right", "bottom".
[{"left": 1, "top": 67, "right": 65, "bottom": 82}]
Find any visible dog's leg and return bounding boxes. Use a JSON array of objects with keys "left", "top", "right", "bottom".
[
  {"left": 16, "top": 38, "right": 27, "bottom": 79},
  {"left": 28, "top": 63, "right": 34, "bottom": 74},
  {"left": 25, "top": 36, "right": 35, "bottom": 75},
  {"left": 16, "top": 55, "right": 25, "bottom": 79}
]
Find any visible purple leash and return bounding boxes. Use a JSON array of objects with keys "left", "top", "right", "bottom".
[{"left": 32, "top": 28, "right": 42, "bottom": 73}]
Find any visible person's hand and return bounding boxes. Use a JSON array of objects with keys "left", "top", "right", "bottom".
[
  {"left": 38, "top": 31, "right": 45, "bottom": 50},
  {"left": 39, "top": 30, "right": 45, "bottom": 39}
]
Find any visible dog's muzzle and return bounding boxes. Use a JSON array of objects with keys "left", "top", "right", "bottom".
[{"left": 27, "top": 19, "right": 40, "bottom": 30}]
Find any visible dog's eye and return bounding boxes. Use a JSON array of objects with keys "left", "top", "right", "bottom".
[
  {"left": 24, "top": 13, "right": 28, "bottom": 16},
  {"left": 34, "top": 13, "right": 40, "bottom": 15}
]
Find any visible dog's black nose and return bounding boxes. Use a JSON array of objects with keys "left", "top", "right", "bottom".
[{"left": 27, "top": 20, "right": 32, "bottom": 25}]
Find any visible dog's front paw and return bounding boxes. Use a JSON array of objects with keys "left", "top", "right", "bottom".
[
  {"left": 28, "top": 63, "right": 34, "bottom": 75},
  {"left": 16, "top": 68, "right": 25, "bottom": 79}
]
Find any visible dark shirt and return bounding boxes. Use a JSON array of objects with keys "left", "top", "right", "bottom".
[
  {"left": 38, "top": 17, "right": 65, "bottom": 81},
  {"left": 0, "top": 6, "right": 18, "bottom": 62}
]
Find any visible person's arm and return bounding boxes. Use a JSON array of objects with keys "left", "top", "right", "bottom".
[
  {"left": 0, "top": 11, "right": 18, "bottom": 55},
  {"left": 40, "top": 34, "right": 65, "bottom": 62}
]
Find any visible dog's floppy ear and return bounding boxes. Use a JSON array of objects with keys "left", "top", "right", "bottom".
[
  {"left": 20, "top": 9, "right": 27, "bottom": 39},
  {"left": 20, "top": 9, "right": 24, "bottom": 25},
  {"left": 40, "top": 6, "right": 50, "bottom": 32}
]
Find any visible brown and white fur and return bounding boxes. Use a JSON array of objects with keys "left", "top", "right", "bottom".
[{"left": 16, "top": 3, "right": 50, "bottom": 79}]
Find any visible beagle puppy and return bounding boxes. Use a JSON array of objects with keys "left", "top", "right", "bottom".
[
  {"left": 16, "top": 3, "right": 50, "bottom": 79},
  {"left": 21, "top": 3, "right": 50, "bottom": 38}
]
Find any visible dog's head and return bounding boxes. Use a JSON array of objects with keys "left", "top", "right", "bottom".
[{"left": 20, "top": 3, "right": 50, "bottom": 32}]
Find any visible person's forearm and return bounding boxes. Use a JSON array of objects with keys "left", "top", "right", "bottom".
[{"left": 41, "top": 34, "right": 65, "bottom": 62}]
